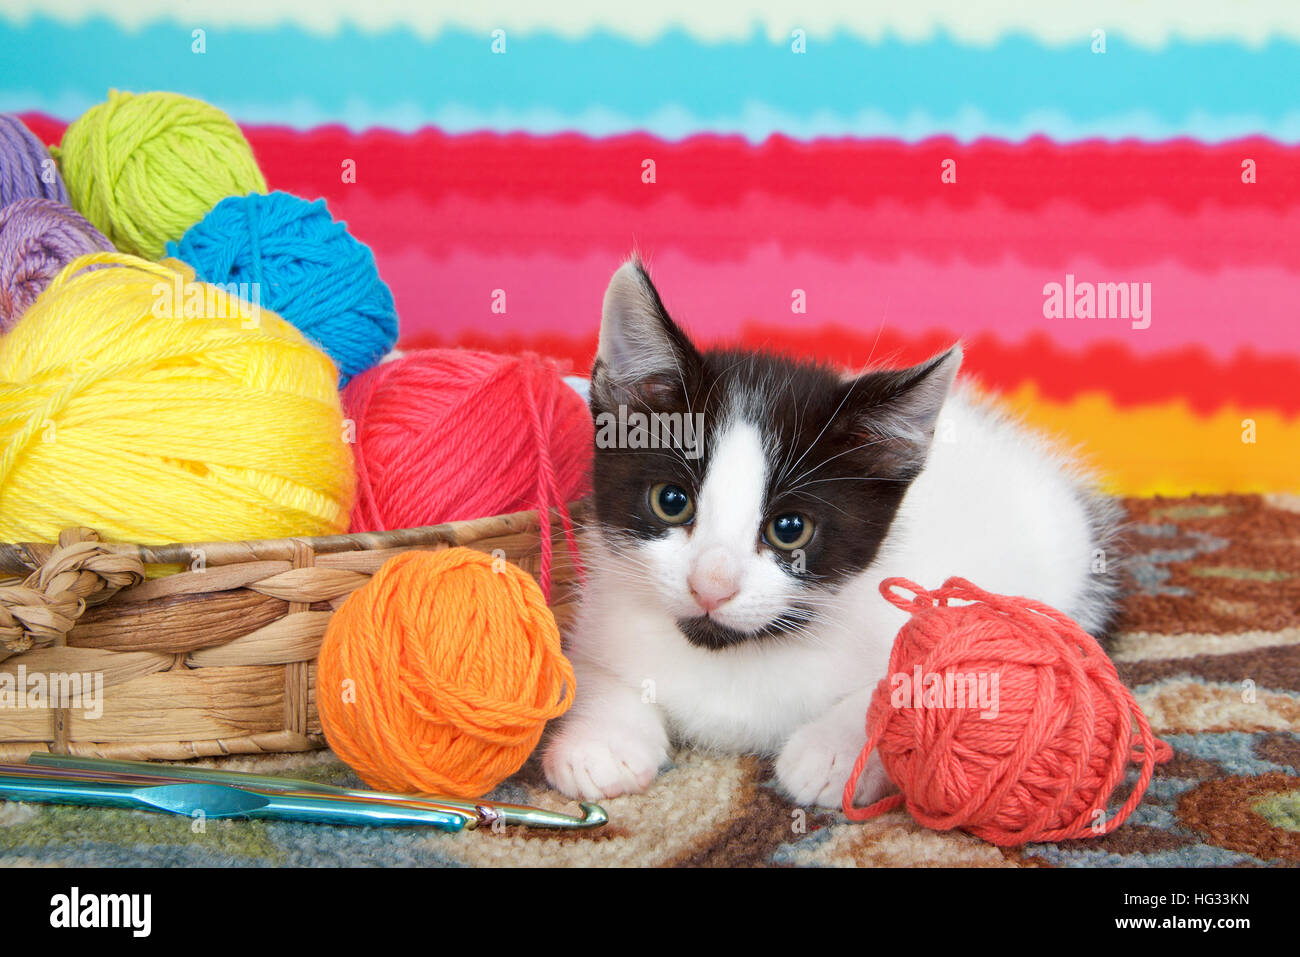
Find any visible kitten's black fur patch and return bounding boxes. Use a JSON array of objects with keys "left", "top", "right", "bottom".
[{"left": 591, "top": 258, "right": 958, "bottom": 650}]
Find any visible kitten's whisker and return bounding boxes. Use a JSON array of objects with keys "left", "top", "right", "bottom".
[
  {"left": 776, "top": 370, "right": 866, "bottom": 485},
  {"left": 796, "top": 475, "right": 898, "bottom": 485},
  {"left": 773, "top": 368, "right": 807, "bottom": 488},
  {"left": 782, "top": 435, "right": 892, "bottom": 490}
]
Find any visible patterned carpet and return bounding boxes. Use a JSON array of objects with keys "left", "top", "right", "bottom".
[{"left": 2, "top": 493, "right": 1298, "bottom": 867}]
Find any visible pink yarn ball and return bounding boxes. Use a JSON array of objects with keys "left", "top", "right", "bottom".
[{"left": 342, "top": 349, "right": 593, "bottom": 592}]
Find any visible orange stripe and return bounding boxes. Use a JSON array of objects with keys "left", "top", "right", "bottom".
[{"left": 994, "top": 384, "right": 1300, "bottom": 496}]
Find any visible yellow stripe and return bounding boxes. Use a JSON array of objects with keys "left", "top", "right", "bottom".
[{"left": 994, "top": 384, "right": 1300, "bottom": 496}]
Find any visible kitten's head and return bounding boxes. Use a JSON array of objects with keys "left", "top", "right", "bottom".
[{"left": 590, "top": 257, "right": 960, "bottom": 651}]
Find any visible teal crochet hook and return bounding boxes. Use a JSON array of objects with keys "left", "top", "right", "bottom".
[
  {"left": 0, "top": 765, "right": 467, "bottom": 830},
  {"left": 27, "top": 753, "right": 609, "bottom": 829}
]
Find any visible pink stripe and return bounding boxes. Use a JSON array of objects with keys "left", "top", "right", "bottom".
[
  {"left": 334, "top": 191, "right": 1300, "bottom": 273},
  {"left": 381, "top": 246, "right": 1300, "bottom": 359}
]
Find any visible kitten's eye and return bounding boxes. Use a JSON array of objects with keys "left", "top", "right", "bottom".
[
  {"left": 765, "top": 513, "right": 813, "bottom": 551},
  {"left": 648, "top": 483, "right": 695, "bottom": 525}
]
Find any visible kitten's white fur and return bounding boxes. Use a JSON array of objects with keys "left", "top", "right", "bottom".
[{"left": 544, "top": 266, "right": 1111, "bottom": 808}]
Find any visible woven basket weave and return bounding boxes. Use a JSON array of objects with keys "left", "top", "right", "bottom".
[{"left": 0, "top": 503, "right": 587, "bottom": 763}]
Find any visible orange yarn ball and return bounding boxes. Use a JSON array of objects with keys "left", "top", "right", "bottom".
[
  {"left": 844, "top": 577, "right": 1172, "bottom": 846},
  {"left": 317, "top": 548, "right": 576, "bottom": 798}
]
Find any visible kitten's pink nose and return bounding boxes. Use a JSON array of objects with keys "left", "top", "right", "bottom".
[
  {"left": 689, "top": 548, "right": 740, "bottom": 613},
  {"left": 689, "top": 583, "right": 738, "bottom": 613}
]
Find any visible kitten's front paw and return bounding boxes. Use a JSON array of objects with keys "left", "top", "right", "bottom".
[
  {"left": 543, "top": 721, "right": 670, "bottom": 801},
  {"left": 775, "top": 722, "right": 895, "bottom": 810}
]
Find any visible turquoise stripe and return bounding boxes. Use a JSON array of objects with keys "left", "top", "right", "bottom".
[{"left": 1, "top": 17, "right": 1296, "bottom": 141}]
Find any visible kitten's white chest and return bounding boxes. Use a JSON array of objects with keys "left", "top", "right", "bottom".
[
  {"left": 652, "top": 641, "right": 843, "bottom": 753},
  {"left": 573, "top": 572, "right": 895, "bottom": 755}
]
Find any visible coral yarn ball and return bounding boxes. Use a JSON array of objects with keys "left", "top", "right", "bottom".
[
  {"left": 56, "top": 90, "right": 267, "bottom": 259},
  {"left": 0, "top": 198, "right": 114, "bottom": 332},
  {"left": 844, "top": 577, "right": 1171, "bottom": 846},
  {"left": 317, "top": 548, "right": 577, "bottom": 798},
  {"left": 168, "top": 191, "right": 398, "bottom": 386}
]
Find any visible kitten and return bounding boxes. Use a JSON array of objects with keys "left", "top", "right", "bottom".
[{"left": 542, "top": 257, "right": 1121, "bottom": 808}]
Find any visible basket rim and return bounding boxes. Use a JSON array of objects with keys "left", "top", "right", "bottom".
[{"left": 0, "top": 499, "right": 591, "bottom": 576}]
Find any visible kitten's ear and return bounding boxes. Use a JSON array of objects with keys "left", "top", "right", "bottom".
[
  {"left": 840, "top": 345, "right": 963, "bottom": 477},
  {"left": 592, "top": 257, "right": 700, "bottom": 407}
]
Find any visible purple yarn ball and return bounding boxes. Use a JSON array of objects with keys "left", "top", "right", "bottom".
[
  {"left": 0, "top": 198, "right": 114, "bottom": 332},
  {"left": 0, "top": 115, "right": 70, "bottom": 207}
]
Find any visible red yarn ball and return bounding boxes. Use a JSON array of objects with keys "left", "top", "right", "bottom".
[
  {"left": 342, "top": 349, "right": 593, "bottom": 592},
  {"left": 844, "top": 577, "right": 1171, "bottom": 846}
]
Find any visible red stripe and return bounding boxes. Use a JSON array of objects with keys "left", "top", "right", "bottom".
[
  {"left": 403, "top": 326, "right": 1300, "bottom": 417},
  {"left": 20, "top": 115, "right": 1296, "bottom": 214},
  {"left": 258, "top": 131, "right": 1299, "bottom": 214},
  {"left": 20, "top": 111, "right": 1297, "bottom": 414},
  {"left": 319, "top": 189, "right": 1300, "bottom": 271}
]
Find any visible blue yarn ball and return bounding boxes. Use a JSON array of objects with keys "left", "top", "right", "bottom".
[{"left": 166, "top": 191, "right": 398, "bottom": 386}]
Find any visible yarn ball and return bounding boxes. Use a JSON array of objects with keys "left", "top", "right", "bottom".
[
  {"left": 843, "top": 577, "right": 1172, "bottom": 846},
  {"left": 55, "top": 90, "right": 267, "bottom": 259},
  {"left": 0, "top": 198, "right": 114, "bottom": 333},
  {"left": 1, "top": 115, "right": 70, "bottom": 206},
  {"left": 0, "top": 252, "right": 355, "bottom": 545},
  {"left": 167, "top": 191, "right": 398, "bottom": 386},
  {"left": 317, "top": 548, "right": 576, "bottom": 798},
  {"left": 342, "top": 349, "right": 592, "bottom": 593}
]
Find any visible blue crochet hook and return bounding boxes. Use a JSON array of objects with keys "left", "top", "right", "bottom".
[
  {"left": 26, "top": 753, "right": 609, "bottom": 829},
  {"left": 0, "top": 764, "right": 468, "bottom": 830}
]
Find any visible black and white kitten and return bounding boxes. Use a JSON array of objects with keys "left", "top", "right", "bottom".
[{"left": 543, "top": 258, "right": 1120, "bottom": 807}]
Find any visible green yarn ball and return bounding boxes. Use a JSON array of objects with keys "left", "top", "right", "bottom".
[{"left": 55, "top": 90, "right": 267, "bottom": 259}]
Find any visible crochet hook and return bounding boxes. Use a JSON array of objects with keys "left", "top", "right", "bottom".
[
  {"left": 27, "top": 753, "right": 609, "bottom": 830},
  {"left": 0, "top": 765, "right": 467, "bottom": 830},
  {"left": 7, "top": 761, "right": 481, "bottom": 828}
]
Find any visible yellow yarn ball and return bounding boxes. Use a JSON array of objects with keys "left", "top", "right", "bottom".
[
  {"left": 55, "top": 90, "right": 267, "bottom": 259},
  {"left": 0, "top": 252, "right": 355, "bottom": 545}
]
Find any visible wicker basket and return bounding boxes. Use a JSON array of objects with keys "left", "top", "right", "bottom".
[{"left": 0, "top": 503, "right": 588, "bottom": 762}]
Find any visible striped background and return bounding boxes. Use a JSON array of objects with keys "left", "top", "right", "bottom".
[{"left": 3, "top": 2, "right": 1297, "bottom": 494}]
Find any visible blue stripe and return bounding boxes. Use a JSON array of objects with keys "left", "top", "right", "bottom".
[{"left": 1, "top": 17, "right": 1297, "bottom": 141}]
